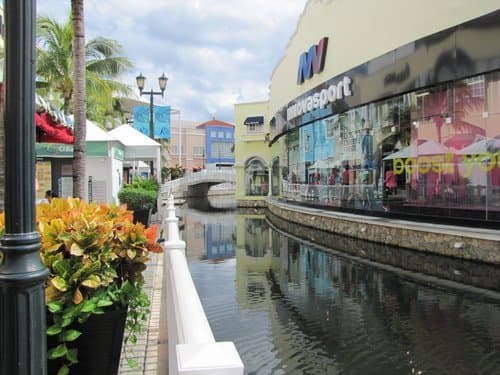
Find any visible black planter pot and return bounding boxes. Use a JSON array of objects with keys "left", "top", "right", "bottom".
[
  {"left": 47, "top": 308, "right": 127, "bottom": 375},
  {"left": 133, "top": 208, "right": 151, "bottom": 226}
]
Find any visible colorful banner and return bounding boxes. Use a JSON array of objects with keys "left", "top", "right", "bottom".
[
  {"left": 133, "top": 105, "right": 171, "bottom": 140},
  {"left": 133, "top": 106, "right": 151, "bottom": 137},
  {"left": 154, "top": 105, "right": 171, "bottom": 139}
]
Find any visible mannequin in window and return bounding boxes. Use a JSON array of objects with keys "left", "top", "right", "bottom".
[
  {"left": 361, "top": 122, "right": 374, "bottom": 169},
  {"left": 384, "top": 163, "right": 397, "bottom": 195},
  {"left": 341, "top": 164, "right": 350, "bottom": 206}
]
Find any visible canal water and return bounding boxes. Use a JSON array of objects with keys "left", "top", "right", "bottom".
[{"left": 179, "top": 197, "right": 500, "bottom": 375}]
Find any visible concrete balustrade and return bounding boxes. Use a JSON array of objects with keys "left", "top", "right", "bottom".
[
  {"left": 161, "top": 169, "right": 235, "bottom": 199},
  {"left": 163, "top": 195, "right": 244, "bottom": 374}
]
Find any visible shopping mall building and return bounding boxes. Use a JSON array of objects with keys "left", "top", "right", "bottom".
[{"left": 256, "top": 0, "right": 500, "bottom": 230}]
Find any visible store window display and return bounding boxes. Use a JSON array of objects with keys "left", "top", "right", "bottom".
[{"left": 281, "top": 71, "right": 500, "bottom": 224}]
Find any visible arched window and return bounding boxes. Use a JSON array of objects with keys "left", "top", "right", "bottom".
[{"left": 244, "top": 158, "right": 269, "bottom": 196}]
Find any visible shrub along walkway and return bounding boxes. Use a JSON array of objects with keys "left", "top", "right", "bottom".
[{"left": 118, "top": 212, "right": 167, "bottom": 374}]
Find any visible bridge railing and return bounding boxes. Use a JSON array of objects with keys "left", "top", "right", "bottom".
[
  {"left": 161, "top": 169, "right": 235, "bottom": 198},
  {"left": 163, "top": 195, "right": 244, "bottom": 374}
]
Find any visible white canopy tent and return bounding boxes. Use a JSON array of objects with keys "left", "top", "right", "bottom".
[
  {"left": 457, "top": 137, "right": 500, "bottom": 155},
  {"left": 85, "top": 121, "right": 124, "bottom": 204},
  {"left": 383, "top": 140, "right": 450, "bottom": 160},
  {"left": 86, "top": 120, "right": 116, "bottom": 142},
  {"left": 108, "top": 124, "right": 161, "bottom": 180},
  {"left": 309, "top": 159, "right": 330, "bottom": 170}
]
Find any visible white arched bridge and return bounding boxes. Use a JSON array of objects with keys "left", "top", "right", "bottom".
[{"left": 161, "top": 169, "right": 235, "bottom": 199}]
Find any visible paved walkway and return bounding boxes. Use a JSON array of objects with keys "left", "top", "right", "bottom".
[{"left": 118, "top": 211, "right": 167, "bottom": 375}]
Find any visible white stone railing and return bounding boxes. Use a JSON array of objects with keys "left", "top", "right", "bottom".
[{"left": 163, "top": 195, "right": 244, "bottom": 374}]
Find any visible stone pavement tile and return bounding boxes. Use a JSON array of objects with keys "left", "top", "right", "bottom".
[{"left": 118, "top": 251, "right": 165, "bottom": 375}]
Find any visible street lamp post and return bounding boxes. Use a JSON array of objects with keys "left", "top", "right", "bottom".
[
  {"left": 0, "top": 1, "right": 50, "bottom": 373},
  {"left": 136, "top": 72, "right": 168, "bottom": 176}
]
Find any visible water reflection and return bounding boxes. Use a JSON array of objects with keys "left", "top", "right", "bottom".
[
  {"left": 186, "top": 195, "right": 237, "bottom": 212},
  {"left": 182, "top": 202, "right": 500, "bottom": 374},
  {"left": 243, "top": 217, "right": 269, "bottom": 257}
]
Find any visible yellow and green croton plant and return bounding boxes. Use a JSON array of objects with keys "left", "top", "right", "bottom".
[{"left": 0, "top": 197, "right": 162, "bottom": 374}]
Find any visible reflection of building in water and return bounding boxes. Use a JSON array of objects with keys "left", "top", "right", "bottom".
[
  {"left": 180, "top": 214, "right": 206, "bottom": 261},
  {"left": 243, "top": 217, "right": 269, "bottom": 257},
  {"left": 205, "top": 222, "right": 235, "bottom": 260},
  {"left": 235, "top": 213, "right": 282, "bottom": 308},
  {"left": 179, "top": 207, "right": 235, "bottom": 261},
  {"left": 233, "top": 213, "right": 339, "bottom": 372},
  {"left": 231, "top": 217, "right": 500, "bottom": 373},
  {"left": 263, "top": 233, "right": 500, "bottom": 374}
]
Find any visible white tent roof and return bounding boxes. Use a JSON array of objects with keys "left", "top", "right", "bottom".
[
  {"left": 66, "top": 115, "right": 116, "bottom": 142},
  {"left": 86, "top": 120, "right": 116, "bottom": 142},
  {"left": 457, "top": 137, "right": 500, "bottom": 155},
  {"left": 309, "top": 159, "right": 329, "bottom": 170},
  {"left": 108, "top": 124, "right": 160, "bottom": 162},
  {"left": 108, "top": 124, "right": 160, "bottom": 147},
  {"left": 384, "top": 140, "right": 450, "bottom": 160}
]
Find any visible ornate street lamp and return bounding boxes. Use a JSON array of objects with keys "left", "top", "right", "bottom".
[
  {"left": 136, "top": 72, "right": 167, "bottom": 139},
  {"left": 136, "top": 72, "right": 167, "bottom": 176},
  {"left": 0, "top": 1, "right": 49, "bottom": 373}
]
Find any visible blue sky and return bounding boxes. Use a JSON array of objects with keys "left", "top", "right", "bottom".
[{"left": 37, "top": 0, "right": 307, "bottom": 123}]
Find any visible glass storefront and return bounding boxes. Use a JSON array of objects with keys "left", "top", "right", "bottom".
[{"left": 282, "top": 71, "right": 500, "bottom": 225}]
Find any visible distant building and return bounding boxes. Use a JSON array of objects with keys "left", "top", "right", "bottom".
[
  {"left": 119, "top": 98, "right": 207, "bottom": 177},
  {"left": 167, "top": 118, "right": 205, "bottom": 174},
  {"left": 196, "top": 118, "right": 235, "bottom": 170},
  {"left": 234, "top": 101, "right": 271, "bottom": 206}
]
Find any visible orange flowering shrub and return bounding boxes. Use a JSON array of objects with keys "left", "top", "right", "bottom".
[{"left": 0, "top": 197, "right": 163, "bottom": 373}]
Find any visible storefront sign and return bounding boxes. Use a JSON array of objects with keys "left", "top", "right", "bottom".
[
  {"left": 86, "top": 142, "right": 108, "bottom": 156},
  {"left": 287, "top": 76, "right": 352, "bottom": 121},
  {"left": 113, "top": 147, "right": 124, "bottom": 161},
  {"left": 393, "top": 152, "right": 499, "bottom": 177},
  {"left": 36, "top": 143, "right": 73, "bottom": 157},
  {"left": 297, "top": 37, "right": 328, "bottom": 84}
]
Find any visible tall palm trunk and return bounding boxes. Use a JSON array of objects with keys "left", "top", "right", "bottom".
[{"left": 72, "top": 0, "right": 87, "bottom": 199}]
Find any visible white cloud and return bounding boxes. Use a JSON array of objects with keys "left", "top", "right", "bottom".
[{"left": 37, "top": 0, "right": 307, "bottom": 122}]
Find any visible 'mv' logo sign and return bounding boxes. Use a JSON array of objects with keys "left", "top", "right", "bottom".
[{"left": 297, "top": 37, "right": 328, "bottom": 85}]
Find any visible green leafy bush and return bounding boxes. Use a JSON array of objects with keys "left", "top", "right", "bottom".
[
  {"left": 118, "top": 187, "right": 157, "bottom": 212},
  {"left": 126, "top": 176, "right": 160, "bottom": 193}
]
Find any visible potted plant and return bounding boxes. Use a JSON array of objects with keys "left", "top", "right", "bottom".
[
  {"left": 0, "top": 198, "right": 163, "bottom": 375},
  {"left": 118, "top": 177, "right": 160, "bottom": 226}
]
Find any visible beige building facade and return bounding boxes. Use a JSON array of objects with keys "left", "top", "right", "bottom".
[
  {"left": 262, "top": 0, "right": 500, "bottom": 228},
  {"left": 234, "top": 101, "right": 273, "bottom": 206},
  {"left": 165, "top": 119, "right": 206, "bottom": 174}
]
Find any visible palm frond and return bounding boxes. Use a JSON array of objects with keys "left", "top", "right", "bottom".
[{"left": 36, "top": 13, "right": 134, "bottom": 118}]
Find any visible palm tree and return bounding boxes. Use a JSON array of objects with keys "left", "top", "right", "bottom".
[
  {"left": 36, "top": 8, "right": 133, "bottom": 198},
  {"left": 71, "top": 0, "right": 86, "bottom": 199},
  {"left": 36, "top": 15, "right": 133, "bottom": 118}
]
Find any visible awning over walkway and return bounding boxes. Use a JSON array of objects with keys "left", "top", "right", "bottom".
[
  {"left": 244, "top": 116, "right": 264, "bottom": 126},
  {"left": 35, "top": 112, "right": 74, "bottom": 144}
]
